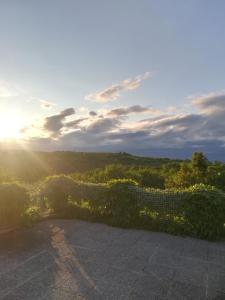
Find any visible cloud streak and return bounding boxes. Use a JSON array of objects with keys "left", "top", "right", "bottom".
[
  {"left": 86, "top": 72, "right": 150, "bottom": 103},
  {"left": 192, "top": 93, "right": 225, "bottom": 115},
  {"left": 106, "top": 105, "right": 159, "bottom": 116}
]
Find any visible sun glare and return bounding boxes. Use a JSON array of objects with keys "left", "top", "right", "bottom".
[{"left": 0, "top": 112, "right": 23, "bottom": 139}]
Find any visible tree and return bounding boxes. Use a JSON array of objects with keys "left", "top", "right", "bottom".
[
  {"left": 206, "top": 162, "right": 225, "bottom": 191},
  {"left": 165, "top": 162, "right": 195, "bottom": 188},
  {"left": 191, "top": 152, "right": 208, "bottom": 180}
]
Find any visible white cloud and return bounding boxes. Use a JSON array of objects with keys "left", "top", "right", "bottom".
[{"left": 86, "top": 72, "right": 151, "bottom": 103}]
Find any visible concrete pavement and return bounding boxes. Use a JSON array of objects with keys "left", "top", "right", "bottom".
[{"left": 0, "top": 220, "right": 225, "bottom": 299}]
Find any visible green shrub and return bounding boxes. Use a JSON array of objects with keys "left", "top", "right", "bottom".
[
  {"left": 21, "top": 206, "right": 41, "bottom": 227},
  {"left": 127, "top": 168, "right": 165, "bottom": 188},
  {"left": 107, "top": 179, "right": 141, "bottom": 226},
  {"left": 142, "top": 188, "right": 185, "bottom": 215},
  {"left": 0, "top": 183, "right": 28, "bottom": 226},
  {"left": 41, "top": 176, "right": 225, "bottom": 240},
  {"left": 107, "top": 178, "right": 138, "bottom": 186},
  {"left": 43, "top": 175, "right": 108, "bottom": 216},
  {"left": 183, "top": 184, "right": 225, "bottom": 240},
  {"left": 43, "top": 175, "right": 75, "bottom": 214},
  {"left": 69, "top": 181, "right": 108, "bottom": 216}
]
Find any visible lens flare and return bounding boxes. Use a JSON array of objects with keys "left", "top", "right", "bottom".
[{"left": 0, "top": 111, "right": 23, "bottom": 139}]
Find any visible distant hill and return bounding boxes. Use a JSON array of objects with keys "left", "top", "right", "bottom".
[{"left": 0, "top": 150, "right": 182, "bottom": 182}]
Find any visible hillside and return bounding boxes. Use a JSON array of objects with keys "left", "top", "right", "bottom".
[{"left": 0, "top": 150, "right": 182, "bottom": 182}]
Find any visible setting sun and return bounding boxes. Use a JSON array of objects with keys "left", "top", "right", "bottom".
[{"left": 0, "top": 112, "right": 23, "bottom": 139}]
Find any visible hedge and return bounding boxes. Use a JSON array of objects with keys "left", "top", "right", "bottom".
[
  {"left": 182, "top": 184, "right": 225, "bottom": 239},
  {"left": 0, "top": 183, "right": 29, "bottom": 226},
  {"left": 1, "top": 176, "right": 224, "bottom": 239},
  {"left": 41, "top": 176, "right": 225, "bottom": 240}
]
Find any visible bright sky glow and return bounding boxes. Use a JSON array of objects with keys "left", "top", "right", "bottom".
[{"left": 0, "top": 111, "right": 24, "bottom": 139}]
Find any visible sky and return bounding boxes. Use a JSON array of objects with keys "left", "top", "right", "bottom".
[{"left": 0, "top": 0, "right": 225, "bottom": 160}]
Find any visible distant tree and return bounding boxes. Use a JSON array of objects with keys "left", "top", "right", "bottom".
[
  {"left": 191, "top": 152, "right": 208, "bottom": 181},
  {"left": 127, "top": 167, "right": 165, "bottom": 188},
  {"left": 166, "top": 162, "right": 195, "bottom": 188},
  {"left": 166, "top": 152, "right": 209, "bottom": 188},
  {"left": 89, "top": 164, "right": 128, "bottom": 183},
  {"left": 206, "top": 162, "right": 225, "bottom": 191}
]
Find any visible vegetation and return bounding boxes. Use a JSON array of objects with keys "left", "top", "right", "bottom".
[
  {"left": 0, "top": 150, "right": 225, "bottom": 240},
  {"left": 39, "top": 174, "right": 225, "bottom": 240},
  {"left": 72, "top": 164, "right": 165, "bottom": 189},
  {"left": 0, "top": 150, "right": 178, "bottom": 182},
  {"left": 182, "top": 184, "right": 225, "bottom": 240},
  {"left": 0, "top": 183, "right": 28, "bottom": 226}
]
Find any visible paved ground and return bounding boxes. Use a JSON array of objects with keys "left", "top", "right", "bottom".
[{"left": 0, "top": 220, "right": 225, "bottom": 300}]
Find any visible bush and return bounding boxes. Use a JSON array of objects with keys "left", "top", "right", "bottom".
[
  {"left": 43, "top": 175, "right": 75, "bottom": 214},
  {"left": 21, "top": 206, "right": 41, "bottom": 227},
  {"left": 142, "top": 187, "right": 185, "bottom": 215},
  {"left": 128, "top": 168, "right": 165, "bottom": 188},
  {"left": 107, "top": 178, "right": 138, "bottom": 186},
  {"left": 41, "top": 176, "right": 225, "bottom": 240},
  {"left": 69, "top": 181, "right": 108, "bottom": 216},
  {"left": 107, "top": 179, "right": 141, "bottom": 226},
  {"left": 43, "top": 175, "right": 108, "bottom": 216},
  {"left": 0, "top": 183, "right": 29, "bottom": 226},
  {"left": 183, "top": 184, "right": 225, "bottom": 240}
]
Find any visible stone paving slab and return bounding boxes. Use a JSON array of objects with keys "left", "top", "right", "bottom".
[{"left": 0, "top": 219, "right": 225, "bottom": 299}]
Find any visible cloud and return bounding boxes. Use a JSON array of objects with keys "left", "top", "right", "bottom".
[
  {"left": 21, "top": 93, "right": 225, "bottom": 160},
  {"left": 61, "top": 108, "right": 76, "bottom": 117},
  {"left": 44, "top": 107, "right": 75, "bottom": 137},
  {"left": 89, "top": 111, "right": 97, "bottom": 116},
  {"left": 40, "top": 100, "right": 57, "bottom": 109},
  {"left": 192, "top": 93, "right": 225, "bottom": 115},
  {"left": 65, "top": 117, "right": 88, "bottom": 129},
  {"left": 86, "top": 72, "right": 150, "bottom": 103},
  {"left": 86, "top": 117, "right": 121, "bottom": 134},
  {"left": 106, "top": 105, "right": 159, "bottom": 116}
]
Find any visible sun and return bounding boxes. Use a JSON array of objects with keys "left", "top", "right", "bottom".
[{"left": 0, "top": 111, "right": 24, "bottom": 139}]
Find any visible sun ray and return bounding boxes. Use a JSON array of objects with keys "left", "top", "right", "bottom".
[{"left": 0, "top": 111, "right": 24, "bottom": 139}]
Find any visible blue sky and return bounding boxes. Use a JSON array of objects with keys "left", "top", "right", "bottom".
[{"left": 0, "top": 0, "right": 225, "bottom": 159}]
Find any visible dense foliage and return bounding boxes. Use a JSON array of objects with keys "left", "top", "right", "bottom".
[
  {"left": 72, "top": 164, "right": 165, "bottom": 189},
  {"left": 106, "top": 179, "right": 140, "bottom": 226},
  {"left": 42, "top": 175, "right": 76, "bottom": 213},
  {"left": 1, "top": 151, "right": 225, "bottom": 240},
  {"left": 1, "top": 150, "right": 225, "bottom": 192},
  {"left": 182, "top": 184, "right": 225, "bottom": 240},
  {"left": 0, "top": 150, "right": 176, "bottom": 182},
  {"left": 165, "top": 153, "right": 225, "bottom": 190},
  {"left": 40, "top": 175, "right": 225, "bottom": 240},
  {"left": 0, "top": 183, "right": 28, "bottom": 226}
]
